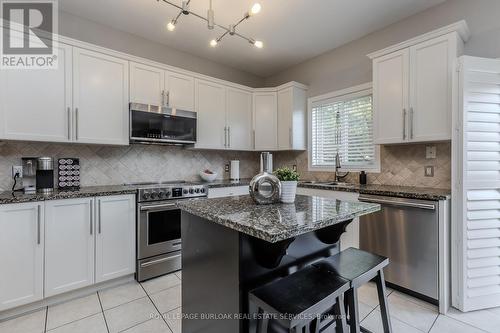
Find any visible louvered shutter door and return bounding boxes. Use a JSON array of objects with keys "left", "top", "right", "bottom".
[{"left": 453, "top": 56, "right": 500, "bottom": 311}]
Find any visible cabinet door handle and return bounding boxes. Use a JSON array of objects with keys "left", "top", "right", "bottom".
[
  {"left": 36, "top": 205, "right": 41, "bottom": 245},
  {"left": 224, "top": 127, "right": 227, "bottom": 148},
  {"left": 98, "top": 199, "right": 101, "bottom": 234},
  {"left": 228, "top": 127, "right": 231, "bottom": 148},
  {"left": 67, "top": 107, "right": 71, "bottom": 140},
  {"left": 289, "top": 127, "right": 292, "bottom": 148},
  {"left": 253, "top": 130, "right": 256, "bottom": 149},
  {"left": 75, "top": 107, "right": 79, "bottom": 140},
  {"left": 89, "top": 201, "right": 93, "bottom": 235},
  {"left": 410, "top": 107, "right": 414, "bottom": 139},
  {"left": 166, "top": 91, "right": 170, "bottom": 106},
  {"left": 402, "top": 108, "right": 407, "bottom": 140}
]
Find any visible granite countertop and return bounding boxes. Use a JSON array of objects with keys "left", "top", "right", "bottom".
[
  {"left": 177, "top": 194, "right": 380, "bottom": 243},
  {"left": 202, "top": 179, "right": 450, "bottom": 200},
  {"left": 298, "top": 182, "right": 451, "bottom": 200},
  {"left": 0, "top": 185, "right": 138, "bottom": 205},
  {"left": 0, "top": 178, "right": 450, "bottom": 205}
]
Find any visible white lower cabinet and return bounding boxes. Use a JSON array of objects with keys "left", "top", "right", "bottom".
[
  {"left": 44, "top": 198, "right": 95, "bottom": 297},
  {"left": 297, "top": 188, "right": 360, "bottom": 250},
  {"left": 208, "top": 186, "right": 249, "bottom": 199},
  {"left": 0, "top": 203, "right": 44, "bottom": 311},
  {"left": 95, "top": 195, "right": 136, "bottom": 283}
]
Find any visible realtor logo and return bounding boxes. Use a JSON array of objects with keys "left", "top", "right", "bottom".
[{"left": 1, "top": 0, "right": 58, "bottom": 69}]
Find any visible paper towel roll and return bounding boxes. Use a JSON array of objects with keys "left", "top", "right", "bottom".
[{"left": 230, "top": 160, "right": 240, "bottom": 180}]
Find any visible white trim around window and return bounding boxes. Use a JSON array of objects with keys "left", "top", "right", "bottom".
[{"left": 308, "top": 83, "right": 381, "bottom": 173}]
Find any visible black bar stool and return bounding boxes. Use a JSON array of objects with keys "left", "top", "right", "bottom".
[
  {"left": 249, "top": 265, "right": 350, "bottom": 333},
  {"left": 313, "top": 247, "right": 392, "bottom": 333}
]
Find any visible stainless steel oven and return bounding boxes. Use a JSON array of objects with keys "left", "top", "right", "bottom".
[{"left": 135, "top": 183, "right": 207, "bottom": 282}]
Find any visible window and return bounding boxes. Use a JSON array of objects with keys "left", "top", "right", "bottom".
[{"left": 308, "top": 83, "right": 379, "bottom": 172}]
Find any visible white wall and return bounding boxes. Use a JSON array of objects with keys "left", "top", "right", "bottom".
[
  {"left": 264, "top": 0, "right": 500, "bottom": 97},
  {"left": 58, "top": 11, "right": 265, "bottom": 88}
]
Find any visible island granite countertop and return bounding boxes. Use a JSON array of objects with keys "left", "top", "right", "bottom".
[{"left": 177, "top": 194, "right": 380, "bottom": 243}]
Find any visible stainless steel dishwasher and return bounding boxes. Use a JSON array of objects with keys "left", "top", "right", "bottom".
[{"left": 358, "top": 194, "right": 438, "bottom": 301}]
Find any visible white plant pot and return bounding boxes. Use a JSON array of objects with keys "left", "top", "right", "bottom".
[{"left": 280, "top": 181, "right": 298, "bottom": 203}]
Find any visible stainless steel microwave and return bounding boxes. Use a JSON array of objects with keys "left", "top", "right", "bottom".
[{"left": 129, "top": 103, "right": 197, "bottom": 145}]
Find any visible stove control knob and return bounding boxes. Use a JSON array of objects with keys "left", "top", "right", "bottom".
[
  {"left": 142, "top": 192, "right": 151, "bottom": 200},
  {"left": 195, "top": 188, "right": 200, "bottom": 193},
  {"left": 165, "top": 191, "right": 171, "bottom": 197},
  {"left": 189, "top": 188, "right": 194, "bottom": 194},
  {"left": 200, "top": 188, "right": 206, "bottom": 193},
  {"left": 158, "top": 191, "right": 166, "bottom": 198},
  {"left": 151, "top": 192, "right": 159, "bottom": 199},
  {"left": 183, "top": 189, "right": 188, "bottom": 195}
]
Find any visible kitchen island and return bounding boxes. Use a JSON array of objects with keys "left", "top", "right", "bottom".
[{"left": 177, "top": 194, "right": 380, "bottom": 333}]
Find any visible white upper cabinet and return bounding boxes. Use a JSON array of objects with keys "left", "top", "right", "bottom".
[
  {"left": 45, "top": 198, "right": 95, "bottom": 297},
  {"left": 95, "top": 195, "right": 136, "bottom": 283},
  {"left": 0, "top": 42, "right": 72, "bottom": 142},
  {"left": 226, "top": 87, "right": 253, "bottom": 150},
  {"left": 253, "top": 91, "right": 278, "bottom": 151},
  {"left": 0, "top": 202, "right": 44, "bottom": 311},
  {"left": 195, "top": 79, "right": 227, "bottom": 149},
  {"left": 166, "top": 71, "right": 195, "bottom": 111},
  {"left": 130, "top": 62, "right": 165, "bottom": 106},
  {"left": 410, "top": 35, "right": 453, "bottom": 141},
  {"left": 277, "top": 84, "right": 307, "bottom": 150},
  {"left": 373, "top": 49, "right": 409, "bottom": 144},
  {"left": 370, "top": 23, "right": 468, "bottom": 144},
  {"left": 129, "top": 63, "right": 194, "bottom": 111},
  {"left": 0, "top": 29, "right": 309, "bottom": 150},
  {"left": 73, "top": 47, "right": 129, "bottom": 145}
]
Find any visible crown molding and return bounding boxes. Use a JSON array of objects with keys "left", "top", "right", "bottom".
[{"left": 367, "top": 20, "right": 470, "bottom": 59}]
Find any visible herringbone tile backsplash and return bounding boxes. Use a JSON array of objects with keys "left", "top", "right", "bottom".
[
  {"left": 0, "top": 141, "right": 450, "bottom": 191},
  {"left": 274, "top": 142, "right": 451, "bottom": 189},
  {"left": 0, "top": 141, "right": 260, "bottom": 192}
]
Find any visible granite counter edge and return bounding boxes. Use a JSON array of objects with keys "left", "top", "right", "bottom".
[{"left": 178, "top": 202, "right": 380, "bottom": 243}]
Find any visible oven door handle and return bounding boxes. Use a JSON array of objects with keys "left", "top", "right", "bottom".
[
  {"left": 140, "top": 254, "right": 181, "bottom": 268},
  {"left": 140, "top": 203, "right": 177, "bottom": 211}
]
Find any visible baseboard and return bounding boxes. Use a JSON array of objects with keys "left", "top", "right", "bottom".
[{"left": 0, "top": 274, "right": 135, "bottom": 322}]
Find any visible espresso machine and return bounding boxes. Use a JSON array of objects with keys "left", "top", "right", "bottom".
[{"left": 36, "top": 157, "right": 54, "bottom": 193}]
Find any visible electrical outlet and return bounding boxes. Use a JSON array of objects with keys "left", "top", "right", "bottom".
[
  {"left": 12, "top": 165, "right": 23, "bottom": 178},
  {"left": 225, "top": 164, "right": 230, "bottom": 173},
  {"left": 425, "top": 166, "right": 434, "bottom": 177},
  {"left": 292, "top": 165, "right": 297, "bottom": 172},
  {"left": 426, "top": 146, "right": 437, "bottom": 159}
]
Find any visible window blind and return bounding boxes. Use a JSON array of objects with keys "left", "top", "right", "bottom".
[{"left": 311, "top": 94, "right": 375, "bottom": 169}]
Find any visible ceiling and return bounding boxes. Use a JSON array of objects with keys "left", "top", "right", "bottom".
[{"left": 60, "top": 0, "right": 446, "bottom": 77}]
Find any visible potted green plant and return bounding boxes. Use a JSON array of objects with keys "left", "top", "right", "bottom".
[{"left": 274, "top": 167, "right": 300, "bottom": 203}]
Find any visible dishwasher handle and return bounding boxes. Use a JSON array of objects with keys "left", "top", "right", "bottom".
[{"left": 358, "top": 195, "right": 436, "bottom": 210}]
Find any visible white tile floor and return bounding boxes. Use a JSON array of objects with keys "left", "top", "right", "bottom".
[{"left": 1, "top": 272, "right": 499, "bottom": 333}]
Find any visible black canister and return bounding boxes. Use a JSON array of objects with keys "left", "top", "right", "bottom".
[{"left": 359, "top": 171, "right": 367, "bottom": 185}]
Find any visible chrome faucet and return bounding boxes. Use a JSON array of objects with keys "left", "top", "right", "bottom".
[{"left": 334, "top": 152, "right": 349, "bottom": 182}]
